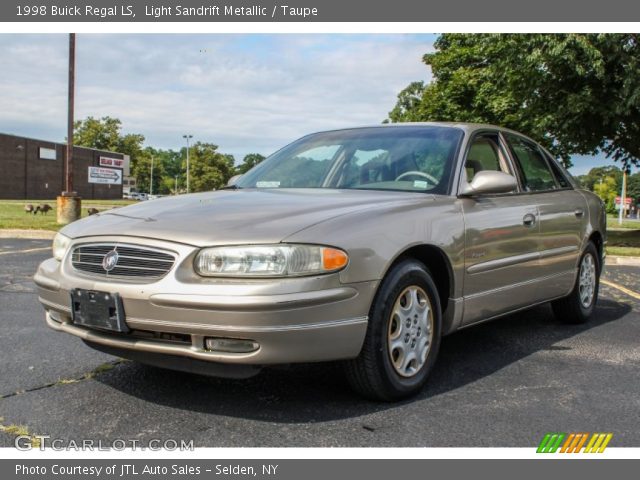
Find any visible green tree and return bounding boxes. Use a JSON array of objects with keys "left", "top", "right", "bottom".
[
  {"left": 626, "top": 173, "right": 640, "bottom": 203},
  {"left": 594, "top": 175, "right": 619, "bottom": 213},
  {"left": 73, "top": 116, "right": 122, "bottom": 150},
  {"left": 184, "top": 143, "right": 235, "bottom": 192},
  {"left": 236, "top": 153, "right": 266, "bottom": 175},
  {"left": 580, "top": 166, "right": 622, "bottom": 191},
  {"left": 388, "top": 34, "right": 640, "bottom": 168},
  {"left": 74, "top": 116, "right": 146, "bottom": 188}
]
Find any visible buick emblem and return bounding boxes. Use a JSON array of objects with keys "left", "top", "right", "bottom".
[{"left": 102, "top": 249, "right": 119, "bottom": 272}]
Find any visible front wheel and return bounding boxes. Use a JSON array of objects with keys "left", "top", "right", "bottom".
[
  {"left": 343, "top": 259, "right": 442, "bottom": 401},
  {"left": 551, "top": 242, "right": 600, "bottom": 324}
]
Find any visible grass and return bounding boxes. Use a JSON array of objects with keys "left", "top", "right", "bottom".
[
  {"left": 606, "top": 215, "right": 640, "bottom": 230},
  {"left": 606, "top": 229, "right": 640, "bottom": 256},
  {"left": 0, "top": 199, "right": 135, "bottom": 231}
]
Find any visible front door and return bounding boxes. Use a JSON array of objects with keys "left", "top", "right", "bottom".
[{"left": 460, "top": 133, "right": 541, "bottom": 325}]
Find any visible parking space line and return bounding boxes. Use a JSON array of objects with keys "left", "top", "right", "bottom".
[
  {"left": 0, "top": 246, "right": 50, "bottom": 256},
  {"left": 601, "top": 279, "right": 640, "bottom": 301}
]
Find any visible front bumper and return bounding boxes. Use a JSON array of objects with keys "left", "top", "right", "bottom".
[{"left": 34, "top": 236, "right": 377, "bottom": 370}]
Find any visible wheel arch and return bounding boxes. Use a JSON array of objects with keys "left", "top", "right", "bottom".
[
  {"left": 588, "top": 230, "right": 604, "bottom": 268},
  {"left": 386, "top": 244, "right": 454, "bottom": 316}
]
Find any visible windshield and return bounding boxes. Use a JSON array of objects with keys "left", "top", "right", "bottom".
[{"left": 236, "top": 126, "right": 463, "bottom": 194}]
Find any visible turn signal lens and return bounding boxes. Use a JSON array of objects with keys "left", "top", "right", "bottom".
[
  {"left": 323, "top": 248, "right": 349, "bottom": 271},
  {"left": 195, "top": 244, "right": 348, "bottom": 277}
]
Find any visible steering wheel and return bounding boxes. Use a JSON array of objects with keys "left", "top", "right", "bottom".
[{"left": 395, "top": 171, "right": 438, "bottom": 185}]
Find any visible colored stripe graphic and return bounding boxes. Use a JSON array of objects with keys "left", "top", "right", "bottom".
[
  {"left": 584, "top": 433, "right": 613, "bottom": 453},
  {"left": 538, "top": 433, "right": 613, "bottom": 453},
  {"left": 537, "top": 433, "right": 566, "bottom": 453}
]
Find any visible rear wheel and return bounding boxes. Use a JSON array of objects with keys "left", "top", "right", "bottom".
[
  {"left": 551, "top": 242, "right": 600, "bottom": 324},
  {"left": 344, "top": 259, "right": 442, "bottom": 401}
]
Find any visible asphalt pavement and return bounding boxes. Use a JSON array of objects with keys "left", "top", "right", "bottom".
[{"left": 1, "top": 238, "right": 639, "bottom": 448}]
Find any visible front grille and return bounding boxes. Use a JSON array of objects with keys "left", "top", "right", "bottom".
[{"left": 71, "top": 244, "right": 176, "bottom": 280}]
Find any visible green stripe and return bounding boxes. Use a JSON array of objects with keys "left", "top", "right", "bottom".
[
  {"left": 537, "top": 433, "right": 553, "bottom": 453},
  {"left": 548, "top": 433, "right": 566, "bottom": 453}
]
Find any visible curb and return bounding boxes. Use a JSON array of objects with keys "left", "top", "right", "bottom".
[
  {"left": 606, "top": 256, "right": 640, "bottom": 267},
  {"left": 0, "top": 229, "right": 56, "bottom": 240}
]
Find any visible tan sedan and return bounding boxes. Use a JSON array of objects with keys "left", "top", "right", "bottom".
[{"left": 35, "top": 123, "right": 606, "bottom": 400}]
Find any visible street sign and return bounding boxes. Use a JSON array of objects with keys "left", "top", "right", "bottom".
[
  {"left": 88, "top": 166, "right": 122, "bottom": 185},
  {"left": 99, "top": 156, "right": 125, "bottom": 168},
  {"left": 615, "top": 196, "right": 632, "bottom": 205}
]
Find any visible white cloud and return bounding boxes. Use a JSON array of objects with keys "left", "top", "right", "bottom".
[{"left": 0, "top": 34, "right": 434, "bottom": 160}]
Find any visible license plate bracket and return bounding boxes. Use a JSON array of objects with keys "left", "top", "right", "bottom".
[{"left": 70, "top": 289, "right": 129, "bottom": 333}]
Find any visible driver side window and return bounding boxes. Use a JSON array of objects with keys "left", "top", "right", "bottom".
[{"left": 465, "top": 134, "right": 512, "bottom": 182}]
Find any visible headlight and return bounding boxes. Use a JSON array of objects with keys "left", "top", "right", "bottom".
[
  {"left": 52, "top": 233, "right": 71, "bottom": 261},
  {"left": 194, "top": 244, "right": 349, "bottom": 277}
]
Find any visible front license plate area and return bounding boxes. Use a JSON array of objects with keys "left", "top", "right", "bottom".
[{"left": 70, "top": 289, "right": 129, "bottom": 333}]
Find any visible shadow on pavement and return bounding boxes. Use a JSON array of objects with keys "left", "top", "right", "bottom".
[{"left": 95, "top": 298, "right": 630, "bottom": 423}]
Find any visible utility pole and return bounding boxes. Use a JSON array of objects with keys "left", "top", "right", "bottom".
[
  {"left": 183, "top": 134, "right": 193, "bottom": 193},
  {"left": 150, "top": 156, "right": 154, "bottom": 196},
  {"left": 175, "top": 175, "right": 178, "bottom": 195},
  {"left": 57, "top": 33, "right": 81, "bottom": 225},
  {"left": 619, "top": 166, "right": 629, "bottom": 225}
]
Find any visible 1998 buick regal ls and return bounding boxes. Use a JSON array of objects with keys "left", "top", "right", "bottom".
[{"left": 35, "top": 123, "right": 606, "bottom": 401}]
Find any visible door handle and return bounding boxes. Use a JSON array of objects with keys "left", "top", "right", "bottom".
[
  {"left": 523, "top": 213, "right": 536, "bottom": 227},
  {"left": 574, "top": 208, "right": 584, "bottom": 217}
]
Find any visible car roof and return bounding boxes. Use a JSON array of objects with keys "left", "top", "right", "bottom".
[{"left": 312, "top": 122, "right": 526, "bottom": 137}]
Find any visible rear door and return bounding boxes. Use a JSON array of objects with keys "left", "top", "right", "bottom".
[
  {"left": 460, "top": 132, "right": 541, "bottom": 325},
  {"left": 504, "top": 134, "right": 586, "bottom": 301}
]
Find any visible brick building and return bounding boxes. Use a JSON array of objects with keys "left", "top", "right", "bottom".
[{"left": 0, "top": 132, "right": 128, "bottom": 200}]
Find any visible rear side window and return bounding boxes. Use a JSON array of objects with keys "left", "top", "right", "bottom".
[
  {"left": 545, "top": 152, "right": 571, "bottom": 188},
  {"left": 506, "top": 135, "right": 558, "bottom": 192}
]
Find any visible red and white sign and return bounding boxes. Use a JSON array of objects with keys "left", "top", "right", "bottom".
[
  {"left": 99, "top": 156, "right": 125, "bottom": 169},
  {"left": 615, "top": 196, "right": 632, "bottom": 205}
]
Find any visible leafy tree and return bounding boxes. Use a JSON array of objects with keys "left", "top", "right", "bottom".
[
  {"left": 184, "top": 142, "right": 235, "bottom": 192},
  {"left": 580, "top": 166, "right": 622, "bottom": 191},
  {"left": 74, "top": 116, "right": 146, "bottom": 188},
  {"left": 236, "top": 153, "right": 266, "bottom": 175},
  {"left": 131, "top": 147, "right": 166, "bottom": 194},
  {"left": 73, "top": 116, "right": 122, "bottom": 150},
  {"left": 594, "top": 175, "right": 619, "bottom": 214},
  {"left": 388, "top": 34, "right": 640, "bottom": 168},
  {"left": 626, "top": 173, "right": 640, "bottom": 203}
]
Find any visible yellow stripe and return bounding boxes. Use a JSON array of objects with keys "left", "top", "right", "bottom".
[
  {"left": 560, "top": 433, "right": 575, "bottom": 453},
  {"left": 601, "top": 279, "right": 640, "bottom": 301},
  {"left": 590, "top": 433, "right": 606, "bottom": 453},
  {"left": 597, "top": 433, "right": 613, "bottom": 453},
  {"left": 0, "top": 246, "right": 50, "bottom": 256},
  {"left": 584, "top": 433, "right": 598, "bottom": 453}
]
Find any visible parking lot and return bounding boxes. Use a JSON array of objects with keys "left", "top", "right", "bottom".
[{"left": 1, "top": 237, "right": 639, "bottom": 448}]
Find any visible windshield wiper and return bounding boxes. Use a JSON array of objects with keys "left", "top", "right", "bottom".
[{"left": 219, "top": 184, "right": 242, "bottom": 190}]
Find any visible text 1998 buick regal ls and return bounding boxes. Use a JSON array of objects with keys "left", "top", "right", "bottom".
[{"left": 35, "top": 123, "right": 606, "bottom": 400}]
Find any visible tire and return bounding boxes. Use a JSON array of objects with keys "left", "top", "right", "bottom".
[
  {"left": 551, "top": 242, "right": 600, "bottom": 324},
  {"left": 344, "top": 258, "right": 442, "bottom": 401}
]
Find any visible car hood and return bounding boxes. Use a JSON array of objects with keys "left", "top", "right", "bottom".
[{"left": 61, "top": 189, "right": 438, "bottom": 247}]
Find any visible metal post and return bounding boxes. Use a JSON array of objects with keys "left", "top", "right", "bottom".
[
  {"left": 57, "top": 33, "right": 81, "bottom": 225},
  {"left": 183, "top": 134, "right": 193, "bottom": 193},
  {"left": 66, "top": 33, "right": 75, "bottom": 194},
  {"left": 175, "top": 175, "right": 178, "bottom": 195},
  {"left": 150, "top": 156, "right": 154, "bottom": 196},
  {"left": 619, "top": 168, "right": 627, "bottom": 225}
]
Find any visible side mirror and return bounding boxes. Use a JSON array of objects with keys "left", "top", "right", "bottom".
[
  {"left": 227, "top": 174, "right": 242, "bottom": 187},
  {"left": 459, "top": 170, "right": 518, "bottom": 196}
]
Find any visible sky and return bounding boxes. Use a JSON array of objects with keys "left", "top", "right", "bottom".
[{"left": 0, "top": 33, "right": 621, "bottom": 175}]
